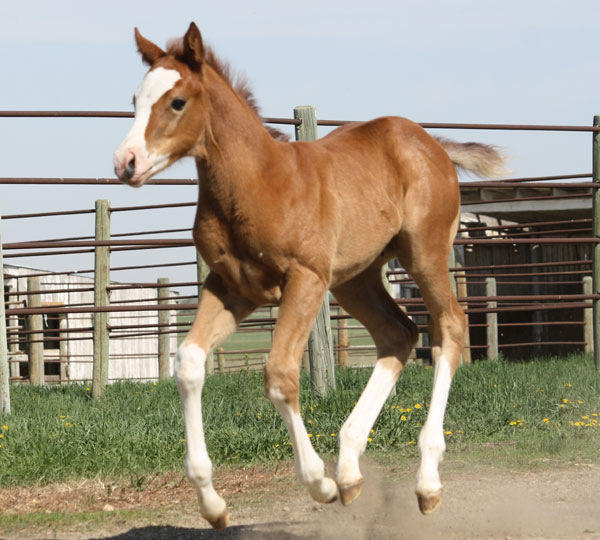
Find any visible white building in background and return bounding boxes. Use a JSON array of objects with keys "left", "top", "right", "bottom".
[{"left": 3, "top": 264, "right": 178, "bottom": 384}]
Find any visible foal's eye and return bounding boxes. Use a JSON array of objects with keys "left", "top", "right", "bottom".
[{"left": 171, "top": 98, "right": 187, "bottom": 111}]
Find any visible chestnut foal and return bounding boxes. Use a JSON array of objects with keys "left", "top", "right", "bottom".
[{"left": 114, "top": 23, "right": 508, "bottom": 529}]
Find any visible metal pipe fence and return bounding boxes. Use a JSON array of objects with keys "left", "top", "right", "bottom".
[{"left": 1, "top": 110, "right": 598, "bottom": 391}]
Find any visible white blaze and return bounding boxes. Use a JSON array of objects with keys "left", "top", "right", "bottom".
[{"left": 121, "top": 67, "right": 182, "bottom": 150}]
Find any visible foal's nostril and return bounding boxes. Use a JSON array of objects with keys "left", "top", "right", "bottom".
[{"left": 124, "top": 156, "right": 136, "bottom": 180}]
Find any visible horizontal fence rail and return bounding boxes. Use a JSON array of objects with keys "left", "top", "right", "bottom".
[{"left": 1, "top": 109, "right": 599, "bottom": 396}]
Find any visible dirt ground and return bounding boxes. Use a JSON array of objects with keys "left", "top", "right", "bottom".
[{"left": 1, "top": 459, "right": 600, "bottom": 540}]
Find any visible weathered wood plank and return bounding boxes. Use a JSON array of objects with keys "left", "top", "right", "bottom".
[
  {"left": 157, "top": 278, "right": 171, "bottom": 380},
  {"left": 27, "top": 276, "right": 44, "bottom": 385},
  {"left": 593, "top": 115, "right": 600, "bottom": 371},
  {"left": 0, "top": 207, "right": 10, "bottom": 412}
]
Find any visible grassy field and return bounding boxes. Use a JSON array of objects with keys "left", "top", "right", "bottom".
[{"left": 0, "top": 354, "right": 599, "bottom": 487}]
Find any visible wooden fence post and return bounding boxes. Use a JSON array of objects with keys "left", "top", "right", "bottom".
[
  {"left": 486, "top": 277, "right": 499, "bottom": 361},
  {"left": 592, "top": 115, "right": 600, "bottom": 371},
  {"left": 0, "top": 207, "right": 10, "bottom": 413},
  {"left": 583, "top": 276, "right": 593, "bottom": 354},
  {"left": 216, "top": 347, "right": 226, "bottom": 373},
  {"left": 157, "top": 278, "right": 171, "bottom": 380},
  {"left": 307, "top": 296, "right": 336, "bottom": 396},
  {"left": 59, "top": 315, "right": 69, "bottom": 383},
  {"left": 92, "top": 200, "right": 110, "bottom": 399},
  {"left": 27, "top": 276, "right": 44, "bottom": 385},
  {"left": 338, "top": 307, "right": 349, "bottom": 368},
  {"left": 295, "top": 105, "right": 335, "bottom": 396}
]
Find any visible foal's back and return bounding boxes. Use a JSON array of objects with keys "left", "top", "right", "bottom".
[{"left": 283, "top": 116, "right": 460, "bottom": 287}]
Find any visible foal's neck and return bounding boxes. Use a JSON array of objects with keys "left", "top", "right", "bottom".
[{"left": 196, "top": 67, "right": 280, "bottom": 212}]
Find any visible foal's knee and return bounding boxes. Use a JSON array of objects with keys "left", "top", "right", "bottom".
[
  {"left": 264, "top": 363, "right": 300, "bottom": 409},
  {"left": 174, "top": 343, "right": 207, "bottom": 391}
]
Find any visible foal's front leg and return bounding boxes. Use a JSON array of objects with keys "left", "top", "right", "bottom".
[
  {"left": 174, "top": 273, "right": 254, "bottom": 529},
  {"left": 264, "top": 268, "right": 339, "bottom": 504}
]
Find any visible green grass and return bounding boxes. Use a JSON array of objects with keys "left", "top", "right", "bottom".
[{"left": 0, "top": 354, "right": 599, "bottom": 486}]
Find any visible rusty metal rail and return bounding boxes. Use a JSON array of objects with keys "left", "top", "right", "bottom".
[{"left": 2, "top": 110, "right": 599, "bottom": 383}]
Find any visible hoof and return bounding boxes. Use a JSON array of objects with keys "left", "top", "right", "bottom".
[
  {"left": 324, "top": 487, "right": 338, "bottom": 504},
  {"left": 207, "top": 511, "right": 230, "bottom": 530},
  {"left": 309, "top": 477, "right": 339, "bottom": 504},
  {"left": 417, "top": 491, "right": 442, "bottom": 515},
  {"left": 338, "top": 479, "right": 364, "bottom": 506}
]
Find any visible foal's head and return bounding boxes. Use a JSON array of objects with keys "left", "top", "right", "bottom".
[{"left": 114, "top": 23, "right": 210, "bottom": 187}]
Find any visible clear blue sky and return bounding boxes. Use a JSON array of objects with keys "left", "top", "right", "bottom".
[{"left": 1, "top": 0, "right": 599, "bottom": 283}]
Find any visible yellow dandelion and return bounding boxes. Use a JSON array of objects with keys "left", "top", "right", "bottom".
[
  {"left": 509, "top": 421, "right": 517, "bottom": 426},
  {"left": 85, "top": 387, "right": 91, "bottom": 392},
  {"left": 331, "top": 433, "right": 336, "bottom": 437},
  {"left": 367, "top": 437, "right": 373, "bottom": 443},
  {"left": 406, "top": 407, "right": 412, "bottom": 413},
  {"left": 408, "top": 441, "right": 416, "bottom": 445},
  {"left": 444, "top": 430, "right": 453, "bottom": 435},
  {"left": 414, "top": 404, "right": 422, "bottom": 409},
  {"left": 542, "top": 418, "right": 550, "bottom": 424},
  {"left": 401, "top": 415, "right": 407, "bottom": 421},
  {"left": 60, "top": 415, "right": 66, "bottom": 419},
  {"left": 592, "top": 413, "right": 598, "bottom": 417},
  {"left": 275, "top": 444, "right": 280, "bottom": 448},
  {"left": 564, "top": 383, "right": 572, "bottom": 387},
  {"left": 562, "top": 398, "right": 570, "bottom": 404},
  {"left": 577, "top": 400, "right": 584, "bottom": 404},
  {"left": 308, "top": 433, "right": 313, "bottom": 438},
  {"left": 582, "top": 416, "right": 589, "bottom": 420},
  {"left": 370, "top": 429, "right": 375, "bottom": 434},
  {"left": 179, "top": 438, "right": 185, "bottom": 443}
]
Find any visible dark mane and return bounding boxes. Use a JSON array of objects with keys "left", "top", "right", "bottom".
[{"left": 166, "top": 38, "right": 290, "bottom": 142}]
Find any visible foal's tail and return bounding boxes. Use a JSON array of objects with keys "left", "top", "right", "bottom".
[{"left": 435, "top": 136, "right": 510, "bottom": 179}]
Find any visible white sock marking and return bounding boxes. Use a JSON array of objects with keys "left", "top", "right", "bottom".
[
  {"left": 337, "top": 361, "right": 400, "bottom": 486},
  {"left": 417, "top": 354, "right": 453, "bottom": 496},
  {"left": 175, "top": 343, "right": 226, "bottom": 519},
  {"left": 268, "top": 387, "right": 337, "bottom": 502}
]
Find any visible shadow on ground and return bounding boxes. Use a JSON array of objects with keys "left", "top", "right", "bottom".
[{"left": 94, "top": 522, "right": 310, "bottom": 540}]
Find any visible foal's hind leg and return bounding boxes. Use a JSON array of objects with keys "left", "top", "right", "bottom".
[
  {"left": 331, "top": 266, "right": 418, "bottom": 505},
  {"left": 399, "top": 244, "right": 466, "bottom": 515},
  {"left": 175, "top": 272, "right": 255, "bottom": 529},
  {"left": 264, "top": 266, "right": 339, "bottom": 504}
]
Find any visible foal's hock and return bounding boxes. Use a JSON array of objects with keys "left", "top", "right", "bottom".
[{"left": 114, "top": 22, "right": 509, "bottom": 530}]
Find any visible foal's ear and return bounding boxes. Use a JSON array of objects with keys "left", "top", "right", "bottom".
[
  {"left": 182, "top": 22, "right": 205, "bottom": 72},
  {"left": 134, "top": 28, "right": 166, "bottom": 66}
]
